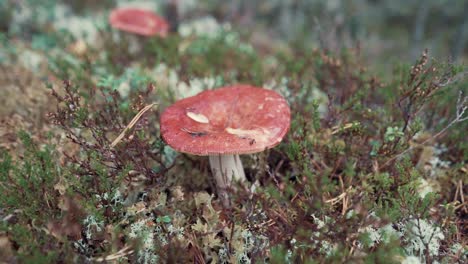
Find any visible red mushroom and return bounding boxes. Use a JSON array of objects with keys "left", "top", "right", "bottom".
[
  {"left": 109, "top": 8, "right": 169, "bottom": 37},
  {"left": 160, "top": 85, "right": 291, "bottom": 206}
]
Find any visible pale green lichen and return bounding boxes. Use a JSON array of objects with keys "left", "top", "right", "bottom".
[
  {"left": 401, "top": 255, "right": 421, "bottom": 264},
  {"left": 401, "top": 219, "right": 445, "bottom": 260},
  {"left": 178, "top": 16, "right": 226, "bottom": 38},
  {"left": 83, "top": 215, "right": 104, "bottom": 240},
  {"left": 359, "top": 226, "right": 382, "bottom": 247}
]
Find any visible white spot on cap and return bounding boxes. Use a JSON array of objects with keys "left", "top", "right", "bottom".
[
  {"left": 225, "top": 127, "right": 275, "bottom": 145},
  {"left": 187, "top": 112, "right": 209, "bottom": 123}
]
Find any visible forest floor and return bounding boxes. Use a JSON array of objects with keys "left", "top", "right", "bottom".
[{"left": 0, "top": 1, "right": 467, "bottom": 263}]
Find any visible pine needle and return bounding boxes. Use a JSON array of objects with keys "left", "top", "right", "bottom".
[{"left": 110, "top": 103, "right": 157, "bottom": 148}]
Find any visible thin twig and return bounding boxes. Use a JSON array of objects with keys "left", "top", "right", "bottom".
[
  {"left": 92, "top": 245, "right": 134, "bottom": 262},
  {"left": 110, "top": 103, "right": 157, "bottom": 148},
  {"left": 381, "top": 91, "right": 468, "bottom": 168}
]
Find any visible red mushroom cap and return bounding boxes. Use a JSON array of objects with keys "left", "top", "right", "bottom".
[
  {"left": 160, "top": 85, "right": 291, "bottom": 155},
  {"left": 109, "top": 8, "right": 169, "bottom": 37}
]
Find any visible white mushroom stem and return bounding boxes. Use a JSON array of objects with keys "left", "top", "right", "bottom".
[{"left": 209, "top": 154, "right": 246, "bottom": 207}]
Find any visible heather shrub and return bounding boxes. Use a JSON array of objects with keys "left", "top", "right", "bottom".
[{"left": 0, "top": 1, "right": 466, "bottom": 263}]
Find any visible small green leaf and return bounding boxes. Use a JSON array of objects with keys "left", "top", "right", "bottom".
[{"left": 157, "top": 215, "right": 171, "bottom": 223}]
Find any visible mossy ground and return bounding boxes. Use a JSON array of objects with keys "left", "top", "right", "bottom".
[{"left": 0, "top": 1, "right": 467, "bottom": 263}]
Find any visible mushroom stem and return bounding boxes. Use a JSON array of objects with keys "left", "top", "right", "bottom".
[{"left": 209, "top": 154, "right": 246, "bottom": 206}]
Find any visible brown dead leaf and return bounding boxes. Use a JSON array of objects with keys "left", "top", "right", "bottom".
[
  {"left": 170, "top": 186, "right": 185, "bottom": 201},
  {"left": 47, "top": 196, "right": 85, "bottom": 241},
  {"left": 68, "top": 39, "right": 88, "bottom": 56},
  {"left": 127, "top": 201, "right": 147, "bottom": 216},
  {"left": 0, "top": 234, "right": 13, "bottom": 262}
]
